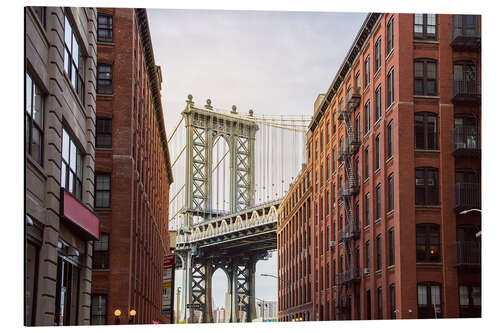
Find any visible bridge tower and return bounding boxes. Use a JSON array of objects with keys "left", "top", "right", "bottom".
[{"left": 177, "top": 95, "right": 260, "bottom": 323}]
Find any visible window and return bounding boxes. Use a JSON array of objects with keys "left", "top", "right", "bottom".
[
  {"left": 375, "top": 184, "right": 381, "bottom": 220},
  {"left": 355, "top": 113, "right": 361, "bottom": 138},
  {"left": 459, "top": 285, "right": 481, "bottom": 307},
  {"left": 320, "top": 130, "right": 324, "bottom": 153},
  {"left": 91, "top": 294, "right": 107, "bottom": 325},
  {"left": 355, "top": 71, "right": 361, "bottom": 90},
  {"left": 63, "top": 15, "right": 85, "bottom": 103},
  {"left": 387, "top": 67, "right": 395, "bottom": 106},
  {"left": 326, "top": 156, "right": 330, "bottom": 180},
  {"left": 332, "top": 148, "right": 336, "bottom": 171},
  {"left": 333, "top": 260, "right": 336, "bottom": 286},
  {"left": 375, "top": 85, "right": 382, "bottom": 121},
  {"left": 97, "top": 64, "right": 113, "bottom": 95},
  {"left": 97, "top": 14, "right": 113, "bottom": 42},
  {"left": 414, "top": 59, "right": 437, "bottom": 96},
  {"left": 375, "top": 37, "right": 381, "bottom": 71},
  {"left": 415, "top": 167, "right": 439, "bottom": 205},
  {"left": 387, "top": 16, "right": 394, "bottom": 55},
  {"left": 364, "top": 100, "right": 371, "bottom": 134},
  {"left": 364, "top": 147, "right": 369, "bottom": 180},
  {"left": 416, "top": 224, "right": 441, "bottom": 262},
  {"left": 96, "top": 118, "right": 112, "bottom": 148},
  {"left": 364, "top": 56, "right": 370, "bottom": 88},
  {"left": 366, "top": 290, "right": 372, "bottom": 320},
  {"left": 55, "top": 254, "right": 80, "bottom": 326},
  {"left": 390, "top": 284, "right": 396, "bottom": 319},
  {"left": 417, "top": 283, "right": 442, "bottom": 319},
  {"left": 387, "top": 121, "right": 393, "bottom": 159},
  {"left": 95, "top": 174, "right": 111, "bottom": 208},
  {"left": 365, "top": 241, "right": 370, "bottom": 272},
  {"left": 377, "top": 287, "right": 383, "bottom": 319},
  {"left": 375, "top": 135, "right": 380, "bottom": 170},
  {"left": 388, "top": 227, "right": 395, "bottom": 266},
  {"left": 388, "top": 173, "right": 394, "bottom": 212},
  {"left": 453, "top": 62, "right": 478, "bottom": 95},
  {"left": 32, "top": 7, "right": 46, "bottom": 28},
  {"left": 93, "top": 232, "right": 109, "bottom": 269},
  {"left": 355, "top": 201, "right": 360, "bottom": 229},
  {"left": 414, "top": 14, "right": 437, "bottom": 40},
  {"left": 453, "top": 15, "right": 478, "bottom": 37},
  {"left": 376, "top": 234, "right": 382, "bottom": 271},
  {"left": 414, "top": 112, "right": 438, "bottom": 150},
  {"left": 26, "top": 73, "right": 44, "bottom": 165},
  {"left": 326, "top": 121, "right": 330, "bottom": 146},
  {"left": 61, "top": 129, "right": 83, "bottom": 200},
  {"left": 364, "top": 193, "right": 370, "bottom": 227}
]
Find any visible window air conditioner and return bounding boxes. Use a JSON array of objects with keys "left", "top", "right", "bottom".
[
  {"left": 364, "top": 268, "right": 370, "bottom": 275},
  {"left": 329, "top": 241, "right": 336, "bottom": 248}
]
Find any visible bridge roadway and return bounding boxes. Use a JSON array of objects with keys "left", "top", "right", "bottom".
[{"left": 175, "top": 199, "right": 281, "bottom": 323}]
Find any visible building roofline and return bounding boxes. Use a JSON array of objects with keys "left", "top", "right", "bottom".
[
  {"left": 135, "top": 8, "right": 174, "bottom": 185},
  {"left": 308, "top": 12, "right": 382, "bottom": 132}
]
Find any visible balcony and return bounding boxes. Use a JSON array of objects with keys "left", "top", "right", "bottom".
[
  {"left": 456, "top": 241, "right": 481, "bottom": 267},
  {"left": 338, "top": 227, "right": 344, "bottom": 244},
  {"left": 452, "top": 79, "right": 481, "bottom": 104},
  {"left": 349, "top": 129, "right": 361, "bottom": 153},
  {"left": 344, "top": 223, "right": 360, "bottom": 240},
  {"left": 337, "top": 268, "right": 361, "bottom": 285},
  {"left": 347, "top": 87, "right": 361, "bottom": 110},
  {"left": 453, "top": 126, "right": 480, "bottom": 157},
  {"left": 451, "top": 19, "right": 480, "bottom": 50},
  {"left": 347, "top": 175, "right": 360, "bottom": 195},
  {"left": 337, "top": 108, "right": 351, "bottom": 122},
  {"left": 454, "top": 183, "right": 481, "bottom": 211},
  {"left": 338, "top": 146, "right": 350, "bottom": 163}
]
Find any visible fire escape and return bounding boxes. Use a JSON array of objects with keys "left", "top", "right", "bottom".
[{"left": 335, "top": 87, "right": 361, "bottom": 318}]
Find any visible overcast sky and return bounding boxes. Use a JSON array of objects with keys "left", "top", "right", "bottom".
[{"left": 147, "top": 8, "right": 366, "bottom": 312}]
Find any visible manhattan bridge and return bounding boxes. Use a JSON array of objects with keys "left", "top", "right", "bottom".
[{"left": 167, "top": 95, "right": 310, "bottom": 323}]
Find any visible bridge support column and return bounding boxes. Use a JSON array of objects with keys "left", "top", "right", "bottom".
[
  {"left": 181, "top": 250, "right": 192, "bottom": 323},
  {"left": 228, "top": 257, "right": 257, "bottom": 322}
]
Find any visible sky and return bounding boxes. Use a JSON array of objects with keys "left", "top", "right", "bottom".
[{"left": 147, "top": 8, "right": 366, "bottom": 312}]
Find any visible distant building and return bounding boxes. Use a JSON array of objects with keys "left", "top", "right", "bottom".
[
  {"left": 213, "top": 307, "right": 226, "bottom": 323},
  {"left": 255, "top": 300, "right": 278, "bottom": 320}
]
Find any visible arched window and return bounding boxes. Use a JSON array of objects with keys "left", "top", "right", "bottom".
[
  {"left": 415, "top": 112, "right": 439, "bottom": 150},
  {"left": 416, "top": 223, "right": 441, "bottom": 262}
]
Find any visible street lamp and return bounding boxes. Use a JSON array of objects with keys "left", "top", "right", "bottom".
[
  {"left": 128, "top": 309, "right": 137, "bottom": 324},
  {"left": 114, "top": 309, "right": 121, "bottom": 325},
  {"left": 261, "top": 274, "right": 291, "bottom": 320}
]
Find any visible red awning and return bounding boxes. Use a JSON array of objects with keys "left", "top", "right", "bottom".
[{"left": 61, "top": 189, "right": 100, "bottom": 240}]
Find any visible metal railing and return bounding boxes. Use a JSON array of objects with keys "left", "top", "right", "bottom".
[
  {"left": 453, "top": 79, "right": 480, "bottom": 100},
  {"left": 456, "top": 241, "right": 481, "bottom": 266},
  {"left": 453, "top": 126, "right": 479, "bottom": 151},
  {"left": 454, "top": 183, "right": 481, "bottom": 210}
]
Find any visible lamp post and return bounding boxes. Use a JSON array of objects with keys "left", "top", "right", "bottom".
[
  {"left": 114, "top": 309, "right": 121, "bottom": 325},
  {"left": 261, "top": 273, "right": 291, "bottom": 321},
  {"left": 176, "top": 287, "right": 181, "bottom": 323},
  {"left": 128, "top": 309, "right": 137, "bottom": 324}
]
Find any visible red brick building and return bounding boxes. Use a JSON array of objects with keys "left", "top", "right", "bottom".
[
  {"left": 278, "top": 13, "right": 481, "bottom": 321},
  {"left": 277, "top": 164, "right": 313, "bottom": 321},
  {"left": 91, "top": 8, "right": 174, "bottom": 325}
]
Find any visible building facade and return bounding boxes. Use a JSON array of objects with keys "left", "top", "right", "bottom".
[
  {"left": 279, "top": 13, "right": 481, "bottom": 321},
  {"left": 90, "top": 8, "right": 174, "bottom": 325},
  {"left": 277, "top": 164, "right": 313, "bottom": 321},
  {"left": 25, "top": 7, "right": 100, "bottom": 326}
]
